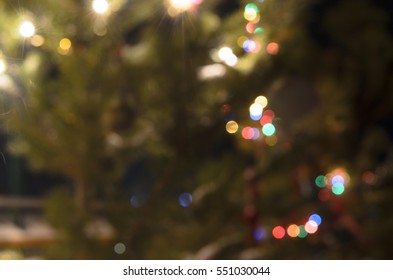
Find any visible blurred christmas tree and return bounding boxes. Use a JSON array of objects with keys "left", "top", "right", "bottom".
[{"left": 0, "top": 0, "right": 392, "bottom": 259}]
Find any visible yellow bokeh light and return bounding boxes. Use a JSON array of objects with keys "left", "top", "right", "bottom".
[
  {"left": 226, "top": 120, "right": 239, "bottom": 134},
  {"left": 265, "top": 135, "right": 278, "bottom": 146},
  {"left": 19, "top": 21, "right": 35, "bottom": 38},
  {"left": 31, "top": 35, "right": 45, "bottom": 47},
  {"left": 244, "top": 9, "right": 258, "bottom": 22},
  {"left": 255, "top": 95, "right": 268, "bottom": 108},
  {"left": 0, "top": 59, "right": 6, "bottom": 74},
  {"left": 59, "top": 38, "right": 72, "bottom": 50},
  {"left": 237, "top": 36, "right": 248, "bottom": 48},
  {"left": 92, "top": 0, "right": 109, "bottom": 14}
]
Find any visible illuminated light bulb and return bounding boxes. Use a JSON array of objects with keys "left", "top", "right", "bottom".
[
  {"left": 255, "top": 95, "right": 268, "bottom": 108},
  {"left": 249, "top": 103, "right": 263, "bottom": 117},
  {"left": 272, "top": 226, "right": 286, "bottom": 239},
  {"left": 308, "top": 214, "right": 322, "bottom": 226},
  {"left": 262, "top": 123, "right": 276, "bottom": 136},
  {"left": 0, "top": 59, "right": 6, "bottom": 74},
  {"left": 19, "top": 21, "right": 35, "bottom": 38},
  {"left": 297, "top": 225, "right": 308, "bottom": 238},
  {"left": 304, "top": 220, "right": 318, "bottom": 234},
  {"left": 332, "top": 183, "right": 345, "bottom": 195},
  {"left": 226, "top": 120, "right": 239, "bottom": 134},
  {"left": 92, "top": 0, "right": 109, "bottom": 14},
  {"left": 265, "top": 135, "right": 278, "bottom": 146},
  {"left": 266, "top": 42, "right": 279, "bottom": 55},
  {"left": 179, "top": 192, "right": 192, "bottom": 207},
  {"left": 30, "top": 35, "right": 45, "bottom": 47},
  {"left": 287, "top": 224, "right": 300, "bottom": 238},
  {"left": 315, "top": 175, "right": 327, "bottom": 188}
]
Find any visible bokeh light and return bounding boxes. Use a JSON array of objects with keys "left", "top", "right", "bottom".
[
  {"left": 242, "top": 126, "right": 257, "bottom": 140},
  {"left": 19, "top": 21, "right": 35, "bottom": 38},
  {"left": 250, "top": 112, "right": 262, "bottom": 121},
  {"left": 0, "top": 59, "right": 6, "bottom": 74},
  {"left": 309, "top": 214, "right": 322, "bottom": 226},
  {"left": 304, "top": 220, "right": 318, "bottom": 234},
  {"left": 251, "top": 128, "right": 260, "bottom": 140},
  {"left": 263, "top": 109, "right": 275, "bottom": 118},
  {"left": 246, "top": 22, "right": 255, "bottom": 34},
  {"left": 332, "top": 183, "right": 345, "bottom": 195},
  {"left": 260, "top": 115, "right": 273, "bottom": 126},
  {"left": 218, "top": 47, "right": 238, "bottom": 66},
  {"left": 254, "top": 95, "right": 268, "bottom": 108},
  {"left": 114, "top": 242, "right": 126, "bottom": 254},
  {"left": 272, "top": 226, "right": 286, "bottom": 239},
  {"left": 262, "top": 123, "right": 276, "bottom": 136},
  {"left": 249, "top": 103, "right": 263, "bottom": 118},
  {"left": 315, "top": 175, "right": 327, "bottom": 188},
  {"left": 31, "top": 35, "right": 45, "bottom": 47},
  {"left": 244, "top": 8, "right": 258, "bottom": 22},
  {"left": 58, "top": 38, "right": 72, "bottom": 55},
  {"left": 318, "top": 188, "right": 331, "bottom": 201},
  {"left": 237, "top": 36, "right": 248, "bottom": 48},
  {"left": 226, "top": 120, "right": 239, "bottom": 134},
  {"left": 253, "top": 226, "right": 267, "bottom": 241},
  {"left": 297, "top": 225, "right": 308, "bottom": 238},
  {"left": 265, "top": 135, "right": 278, "bottom": 146},
  {"left": 362, "top": 171, "right": 376, "bottom": 184},
  {"left": 179, "top": 192, "right": 192, "bottom": 207},
  {"left": 243, "top": 39, "right": 257, "bottom": 53},
  {"left": 92, "top": 0, "right": 109, "bottom": 14},
  {"left": 266, "top": 42, "right": 279, "bottom": 55},
  {"left": 332, "top": 175, "right": 345, "bottom": 185},
  {"left": 287, "top": 224, "right": 300, "bottom": 238},
  {"left": 130, "top": 195, "right": 145, "bottom": 208}
]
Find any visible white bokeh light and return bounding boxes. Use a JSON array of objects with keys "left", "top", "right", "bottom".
[
  {"left": 19, "top": 21, "right": 35, "bottom": 38},
  {"left": 0, "top": 59, "right": 6, "bottom": 74},
  {"left": 92, "top": 0, "right": 109, "bottom": 14}
]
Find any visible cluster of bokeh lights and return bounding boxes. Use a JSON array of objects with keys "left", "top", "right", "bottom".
[
  {"left": 225, "top": 95, "right": 277, "bottom": 146},
  {"left": 271, "top": 213, "right": 322, "bottom": 240},
  {"left": 237, "top": 2, "right": 280, "bottom": 56},
  {"left": 315, "top": 168, "right": 350, "bottom": 201}
]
